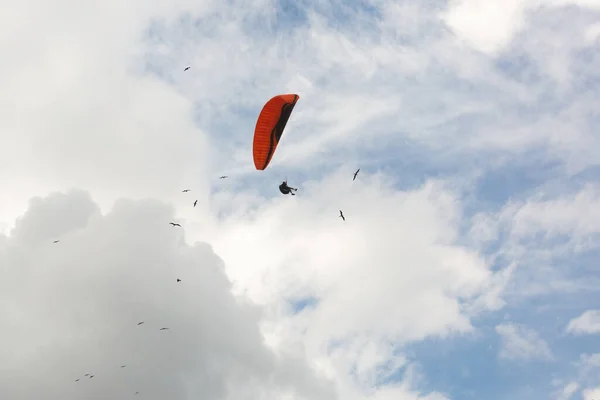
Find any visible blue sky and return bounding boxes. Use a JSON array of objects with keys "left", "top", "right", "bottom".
[{"left": 1, "top": 0, "right": 599, "bottom": 399}]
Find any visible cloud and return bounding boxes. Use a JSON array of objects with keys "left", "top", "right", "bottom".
[
  {"left": 567, "top": 310, "right": 600, "bottom": 335},
  {"left": 557, "top": 382, "right": 579, "bottom": 400},
  {"left": 444, "top": 0, "right": 530, "bottom": 55},
  {"left": 208, "top": 172, "right": 500, "bottom": 336},
  {"left": 552, "top": 381, "right": 580, "bottom": 400},
  {"left": 2, "top": 0, "right": 600, "bottom": 398},
  {"left": 573, "top": 354, "right": 600, "bottom": 400},
  {"left": 495, "top": 323, "right": 553, "bottom": 361},
  {"left": 578, "top": 353, "right": 600, "bottom": 376},
  {"left": 469, "top": 183, "right": 600, "bottom": 296},
  {"left": 0, "top": 0, "right": 215, "bottom": 229},
  {"left": 551, "top": 352, "right": 600, "bottom": 400},
  {"left": 202, "top": 170, "right": 512, "bottom": 399},
  {"left": 476, "top": 183, "right": 600, "bottom": 254},
  {"left": 0, "top": 190, "right": 333, "bottom": 400},
  {"left": 583, "top": 387, "right": 600, "bottom": 400},
  {"left": 443, "top": 0, "right": 600, "bottom": 55}
]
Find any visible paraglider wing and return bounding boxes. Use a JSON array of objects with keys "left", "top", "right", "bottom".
[{"left": 253, "top": 94, "right": 300, "bottom": 170}]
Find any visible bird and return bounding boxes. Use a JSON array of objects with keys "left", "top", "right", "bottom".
[
  {"left": 84, "top": 374, "right": 90, "bottom": 377},
  {"left": 176, "top": 278, "right": 181, "bottom": 282},
  {"left": 339, "top": 210, "right": 345, "bottom": 221},
  {"left": 89, "top": 375, "right": 95, "bottom": 379},
  {"left": 53, "top": 240, "right": 59, "bottom": 243},
  {"left": 135, "top": 392, "right": 140, "bottom": 395},
  {"left": 75, "top": 379, "right": 80, "bottom": 382},
  {"left": 219, "top": 175, "right": 228, "bottom": 179},
  {"left": 120, "top": 365, "right": 126, "bottom": 368},
  {"left": 159, "top": 327, "right": 169, "bottom": 331},
  {"left": 182, "top": 189, "right": 191, "bottom": 192},
  {"left": 193, "top": 200, "right": 197, "bottom": 207},
  {"left": 184, "top": 66, "right": 190, "bottom": 71},
  {"left": 353, "top": 168, "right": 360, "bottom": 181},
  {"left": 137, "top": 321, "right": 144, "bottom": 326},
  {"left": 169, "top": 222, "right": 181, "bottom": 227}
]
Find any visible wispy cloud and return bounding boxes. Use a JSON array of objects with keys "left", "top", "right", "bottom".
[
  {"left": 496, "top": 323, "right": 553, "bottom": 361},
  {"left": 553, "top": 381, "right": 579, "bottom": 400}
]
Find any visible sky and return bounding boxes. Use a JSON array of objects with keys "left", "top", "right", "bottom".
[{"left": 0, "top": 0, "right": 599, "bottom": 399}]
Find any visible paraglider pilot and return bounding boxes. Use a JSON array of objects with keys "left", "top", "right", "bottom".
[{"left": 279, "top": 180, "right": 298, "bottom": 196}]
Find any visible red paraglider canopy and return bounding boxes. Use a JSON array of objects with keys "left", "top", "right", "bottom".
[{"left": 252, "top": 94, "right": 300, "bottom": 170}]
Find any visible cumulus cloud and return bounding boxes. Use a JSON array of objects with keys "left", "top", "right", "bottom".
[
  {"left": 0, "top": 190, "right": 333, "bottom": 400},
  {"left": 567, "top": 310, "right": 600, "bottom": 335},
  {"left": 495, "top": 323, "right": 553, "bottom": 361},
  {"left": 202, "top": 170, "right": 511, "bottom": 398}
]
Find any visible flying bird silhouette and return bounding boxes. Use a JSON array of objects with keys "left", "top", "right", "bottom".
[
  {"left": 177, "top": 278, "right": 181, "bottom": 282},
  {"left": 353, "top": 168, "right": 360, "bottom": 181},
  {"left": 193, "top": 200, "right": 197, "bottom": 207},
  {"left": 182, "top": 189, "right": 191, "bottom": 192},
  {"left": 184, "top": 66, "right": 190, "bottom": 71},
  {"left": 120, "top": 365, "right": 126, "bottom": 368},
  {"left": 219, "top": 176, "right": 228, "bottom": 179},
  {"left": 89, "top": 375, "right": 94, "bottom": 379},
  {"left": 53, "top": 240, "right": 59, "bottom": 243},
  {"left": 137, "top": 321, "right": 144, "bottom": 325},
  {"left": 75, "top": 379, "right": 80, "bottom": 382},
  {"left": 169, "top": 222, "right": 181, "bottom": 227},
  {"left": 339, "top": 210, "right": 345, "bottom": 221},
  {"left": 159, "top": 327, "right": 169, "bottom": 331}
]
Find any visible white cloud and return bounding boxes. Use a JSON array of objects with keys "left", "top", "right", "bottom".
[
  {"left": 0, "top": 190, "right": 333, "bottom": 400},
  {"left": 443, "top": 0, "right": 600, "bottom": 55},
  {"left": 495, "top": 323, "right": 553, "bottom": 361},
  {"left": 208, "top": 173, "right": 498, "bottom": 330},
  {"left": 504, "top": 184, "right": 600, "bottom": 243},
  {"left": 444, "top": 0, "right": 530, "bottom": 55},
  {"left": 553, "top": 353, "right": 600, "bottom": 400},
  {"left": 583, "top": 387, "right": 600, "bottom": 400},
  {"left": 0, "top": 0, "right": 218, "bottom": 228},
  {"left": 1, "top": 0, "right": 600, "bottom": 398},
  {"left": 584, "top": 22, "right": 600, "bottom": 44},
  {"left": 200, "top": 170, "right": 510, "bottom": 398},
  {"left": 468, "top": 184, "right": 600, "bottom": 295},
  {"left": 567, "top": 310, "right": 600, "bottom": 335},
  {"left": 554, "top": 382, "right": 579, "bottom": 400},
  {"left": 578, "top": 353, "right": 600, "bottom": 376}
]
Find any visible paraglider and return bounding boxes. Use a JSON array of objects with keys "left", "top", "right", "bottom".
[
  {"left": 279, "top": 180, "right": 298, "bottom": 196},
  {"left": 253, "top": 94, "right": 300, "bottom": 170}
]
